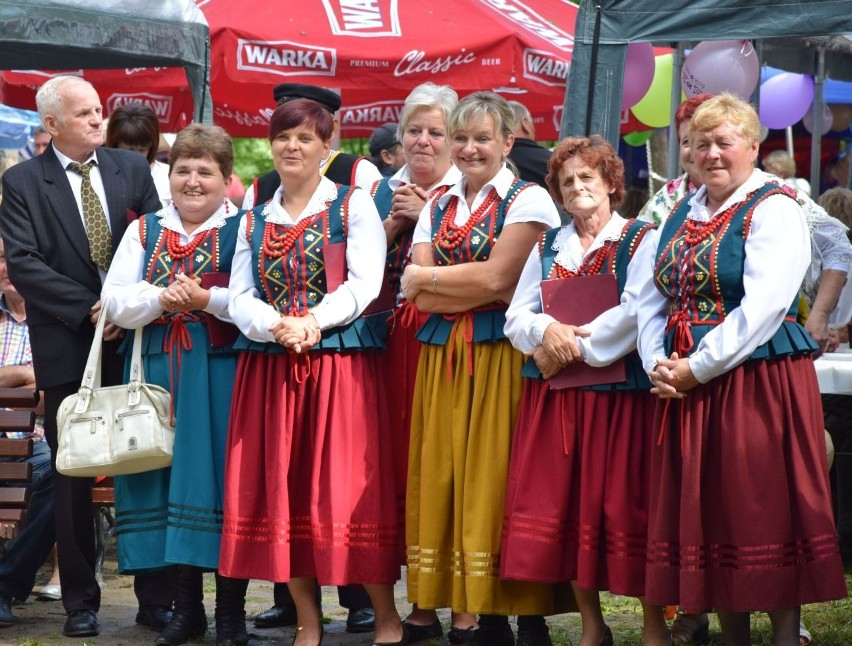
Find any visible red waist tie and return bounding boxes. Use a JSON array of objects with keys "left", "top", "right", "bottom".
[
  {"left": 159, "top": 313, "right": 198, "bottom": 425},
  {"left": 658, "top": 308, "right": 694, "bottom": 451},
  {"left": 442, "top": 310, "right": 475, "bottom": 381}
]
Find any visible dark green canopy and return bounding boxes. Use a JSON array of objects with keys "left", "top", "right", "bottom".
[
  {"left": 0, "top": 0, "right": 211, "bottom": 123},
  {"left": 564, "top": 0, "right": 852, "bottom": 145}
]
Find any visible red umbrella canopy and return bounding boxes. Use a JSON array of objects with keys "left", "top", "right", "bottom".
[
  {"left": 0, "top": 0, "right": 577, "bottom": 139},
  {"left": 206, "top": 0, "right": 576, "bottom": 138}
]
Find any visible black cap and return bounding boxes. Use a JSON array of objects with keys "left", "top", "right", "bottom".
[
  {"left": 272, "top": 83, "right": 341, "bottom": 114},
  {"left": 368, "top": 122, "right": 400, "bottom": 158}
]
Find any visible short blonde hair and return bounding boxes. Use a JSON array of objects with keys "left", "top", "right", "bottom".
[
  {"left": 690, "top": 92, "right": 760, "bottom": 146},
  {"left": 763, "top": 150, "right": 796, "bottom": 179},
  {"left": 448, "top": 91, "right": 514, "bottom": 142}
]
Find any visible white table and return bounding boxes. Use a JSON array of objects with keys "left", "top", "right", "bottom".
[{"left": 815, "top": 343, "right": 852, "bottom": 395}]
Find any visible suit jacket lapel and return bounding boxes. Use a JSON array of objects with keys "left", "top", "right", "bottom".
[
  {"left": 41, "top": 147, "right": 96, "bottom": 271},
  {"left": 96, "top": 149, "right": 130, "bottom": 251}
]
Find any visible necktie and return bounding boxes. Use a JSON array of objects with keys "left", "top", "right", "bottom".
[{"left": 67, "top": 161, "right": 112, "bottom": 270}]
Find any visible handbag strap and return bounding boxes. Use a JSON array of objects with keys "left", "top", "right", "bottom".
[{"left": 74, "top": 295, "right": 148, "bottom": 412}]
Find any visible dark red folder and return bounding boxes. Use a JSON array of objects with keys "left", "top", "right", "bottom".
[
  {"left": 200, "top": 272, "right": 240, "bottom": 347},
  {"left": 323, "top": 242, "right": 395, "bottom": 316},
  {"left": 540, "top": 273, "right": 626, "bottom": 389}
]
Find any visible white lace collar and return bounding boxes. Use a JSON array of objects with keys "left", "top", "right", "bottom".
[
  {"left": 156, "top": 200, "right": 237, "bottom": 236},
  {"left": 553, "top": 212, "right": 627, "bottom": 272},
  {"left": 263, "top": 176, "right": 339, "bottom": 225},
  {"left": 688, "top": 169, "right": 765, "bottom": 221}
]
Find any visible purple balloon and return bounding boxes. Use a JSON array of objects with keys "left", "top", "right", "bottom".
[
  {"left": 621, "top": 42, "right": 655, "bottom": 110},
  {"left": 803, "top": 104, "right": 833, "bottom": 135},
  {"left": 681, "top": 40, "right": 759, "bottom": 99},
  {"left": 759, "top": 73, "right": 815, "bottom": 129}
]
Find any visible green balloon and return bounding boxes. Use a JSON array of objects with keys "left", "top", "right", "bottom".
[
  {"left": 631, "top": 54, "right": 674, "bottom": 129},
  {"left": 623, "top": 130, "right": 653, "bottom": 146}
]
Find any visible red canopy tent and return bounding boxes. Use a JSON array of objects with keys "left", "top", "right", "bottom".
[{"left": 0, "top": 0, "right": 577, "bottom": 139}]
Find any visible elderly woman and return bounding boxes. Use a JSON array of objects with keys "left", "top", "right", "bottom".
[
  {"left": 501, "top": 136, "right": 668, "bottom": 646},
  {"left": 637, "top": 93, "right": 847, "bottom": 646},
  {"left": 401, "top": 91, "right": 565, "bottom": 646},
  {"left": 220, "top": 98, "right": 404, "bottom": 646},
  {"left": 103, "top": 124, "right": 246, "bottom": 645},
  {"left": 106, "top": 101, "right": 170, "bottom": 206},
  {"left": 370, "top": 81, "right": 460, "bottom": 580}
]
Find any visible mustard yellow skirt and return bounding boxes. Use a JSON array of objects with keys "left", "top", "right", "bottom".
[{"left": 406, "top": 323, "right": 572, "bottom": 615}]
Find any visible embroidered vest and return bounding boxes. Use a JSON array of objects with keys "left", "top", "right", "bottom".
[
  {"left": 132, "top": 211, "right": 239, "bottom": 355},
  {"left": 416, "top": 179, "right": 531, "bottom": 346},
  {"left": 233, "top": 186, "right": 384, "bottom": 354},
  {"left": 371, "top": 178, "right": 452, "bottom": 298},
  {"left": 655, "top": 184, "right": 817, "bottom": 360},
  {"left": 521, "top": 219, "right": 653, "bottom": 390}
]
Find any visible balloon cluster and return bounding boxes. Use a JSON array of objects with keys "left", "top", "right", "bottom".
[
  {"left": 621, "top": 40, "right": 761, "bottom": 147},
  {"left": 619, "top": 38, "right": 851, "bottom": 147}
]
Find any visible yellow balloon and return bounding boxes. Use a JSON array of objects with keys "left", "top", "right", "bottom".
[
  {"left": 631, "top": 54, "right": 674, "bottom": 129},
  {"left": 623, "top": 130, "right": 653, "bottom": 146}
]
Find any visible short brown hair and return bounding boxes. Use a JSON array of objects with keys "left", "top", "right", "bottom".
[
  {"left": 546, "top": 135, "right": 625, "bottom": 210},
  {"left": 818, "top": 187, "right": 852, "bottom": 229},
  {"left": 169, "top": 124, "right": 233, "bottom": 179},
  {"left": 106, "top": 102, "right": 160, "bottom": 164}
]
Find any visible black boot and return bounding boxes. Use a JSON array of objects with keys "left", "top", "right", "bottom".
[
  {"left": 215, "top": 573, "right": 249, "bottom": 646},
  {"left": 516, "top": 615, "right": 552, "bottom": 646},
  {"left": 155, "top": 565, "right": 208, "bottom": 645}
]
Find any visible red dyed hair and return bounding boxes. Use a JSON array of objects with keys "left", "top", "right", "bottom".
[
  {"left": 674, "top": 93, "right": 714, "bottom": 131},
  {"left": 268, "top": 98, "right": 333, "bottom": 142},
  {"left": 546, "top": 135, "right": 625, "bottom": 210}
]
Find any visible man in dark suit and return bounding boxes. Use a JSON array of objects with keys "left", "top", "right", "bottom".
[
  {"left": 507, "top": 100, "right": 552, "bottom": 189},
  {"left": 0, "top": 76, "right": 172, "bottom": 638}
]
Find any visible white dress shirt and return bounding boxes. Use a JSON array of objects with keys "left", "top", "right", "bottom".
[
  {"left": 102, "top": 202, "right": 237, "bottom": 328},
  {"left": 504, "top": 212, "right": 656, "bottom": 366},
  {"left": 412, "top": 165, "right": 560, "bottom": 245}
]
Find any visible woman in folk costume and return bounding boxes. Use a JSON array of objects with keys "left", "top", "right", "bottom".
[
  {"left": 637, "top": 93, "right": 847, "bottom": 646},
  {"left": 103, "top": 124, "right": 248, "bottom": 645},
  {"left": 501, "top": 136, "right": 669, "bottom": 646},
  {"left": 369, "top": 82, "right": 461, "bottom": 644},
  {"left": 219, "top": 99, "right": 405, "bottom": 646},
  {"left": 401, "top": 91, "right": 567, "bottom": 646}
]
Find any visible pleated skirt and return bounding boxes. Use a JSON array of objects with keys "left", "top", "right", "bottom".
[
  {"left": 218, "top": 349, "right": 400, "bottom": 585},
  {"left": 406, "top": 323, "right": 573, "bottom": 615},
  {"left": 645, "top": 356, "right": 847, "bottom": 611},
  {"left": 502, "top": 379, "right": 655, "bottom": 597},
  {"left": 115, "top": 321, "right": 235, "bottom": 572}
]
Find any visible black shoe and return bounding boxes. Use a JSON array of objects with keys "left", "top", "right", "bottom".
[
  {"left": 136, "top": 604, "right": 174, "bottom": 632},
  {"left": 346, "top": 607, "right": 376, "bottom": 633},
  {"left": 516, "top": 627, "right": 553, "bottom": 646},
  {"left": 155, "top": 609, "right": 208, "bottom": 645},
  {"left": 448, "top": 626, "right": 478, "bottom": 644},
  {"left": 254, "top": 604, "right": 297, "bottom": 628},
  {"left": 403, "top": 618, "right": 443, "bottom": 643},
  {"left": 0, "top": 593, "right": 14, "bottom": 627},
  {"left": 471, "top": 622, "right": 514, "bottom": 646},
  {"left": 63, "top": 609, "right": 99, "bottom": 637}
]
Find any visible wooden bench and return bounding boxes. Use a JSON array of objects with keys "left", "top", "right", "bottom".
[
  {"left": 0, "top": 387, "right": 38, "bottom": 543},
  {"left": 92, "top": 476, "right": 116, "bottom": 584}
]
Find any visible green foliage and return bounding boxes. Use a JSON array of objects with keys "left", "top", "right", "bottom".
[{"left": 231, "top": 137, "right": 372, "bottom": 188}]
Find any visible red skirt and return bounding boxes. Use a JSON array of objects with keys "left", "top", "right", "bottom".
[
  {"left": 219, "top": 350, "right": 400, "bottom": 585},
  {"left": 502, "top": 379, "right": 655, "bottom": 596},
  {"left": 645, "top": 356, "right": 847, "bottom": 611},
  {"left": 380, "top": 304, "right": 427, "bottom": 561}
]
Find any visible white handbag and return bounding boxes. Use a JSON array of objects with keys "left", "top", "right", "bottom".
[{"left": 56, "top": 297, "right": 175, "bottom": 477}]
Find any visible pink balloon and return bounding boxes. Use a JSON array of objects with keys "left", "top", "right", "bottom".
[
  {"left": 803, "top": 104, "right": 833, "bottom": 135},
  {"left": 621, "top": 42, "right": 655, "bottom": 110},
  {"left": 681, "top": 40, "right": 760, "bottom": 99},
  {"left": 759, "top": 73, "right": 815, "bottom": 129}
]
